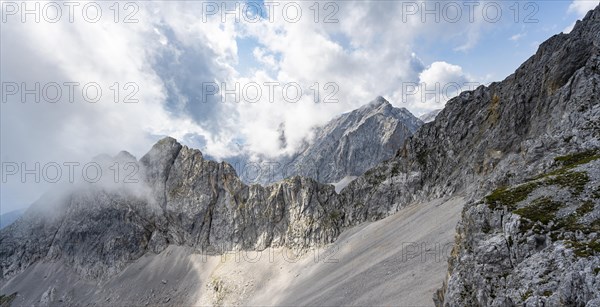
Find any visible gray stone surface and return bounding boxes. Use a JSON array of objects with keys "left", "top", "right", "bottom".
[
  {"left": 0, "top": 99, "right": 425, "bottom": 284},
  {"left": 437, "top": 159, "right": 600, "bottom": 306},
  {"left": 432, "top": 6, "right": 600, "bottom": 306},
  {"left": 0, "top": 142, "right": 348, "bottom": 280},
  {"left": 1, "top": 4, "right": 599, "bottom": 306},
  {"left": 0, "top": 197, "right": 463, "bottom": 307},
  {"left": 341, "top": 4, "right": 600, "bottom": 219},
  {"left": 231, "top": 96, "right": 423, "bottom": 185},
  {"left": 283, "top": 96, "right": 423, "bottom": 184}
]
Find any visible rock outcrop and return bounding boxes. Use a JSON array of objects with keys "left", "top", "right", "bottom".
[
  {"left": 0, "top": 100, "right": 421, "bottom": 282},
  {"left": 431, "top": 6, "right": 600, "bottom": 306},
  {"left": 342, "top": 4, "right": 600, "bottom": 217},
  {"left": 0, "top": 140, "right": 347, "bottom": 280},
  {"left": 436, "top": 152, "right": 600, "bottom": 306},
  {"left": 1, "top": 4, "right": 599, "bottom": 306}
]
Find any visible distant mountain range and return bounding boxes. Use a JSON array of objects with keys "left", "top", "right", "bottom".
[
  {"left": 1, "top": 4, "right": 599, "bottom": 306},
  {"left": 229, "top": 96, "right": 423, "bottom": 186},
  {"left": 0, "top": 209, "right": 26, "bottom": 230}
]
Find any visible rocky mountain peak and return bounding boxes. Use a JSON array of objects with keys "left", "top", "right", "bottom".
[
  {"left": 356, "top": 96, "right": 411, "bottom": 119},
  {"left": 227, "top": 96, "right": 423, "bottom": 185},
  {"left": 371, "top": 95, "right": 388, "bottom": 105},
  {"left": 115, "top": 150, "right": 137, "bottom": 161},
  {"left": 1, "top": 5, "right": 599, "bottom": 306},
  {"left": 351, "top": 96, "right": 391, "bottom": 116},
  {"left": 141, "top": 137, "right": 184, "bottom": 164},
  {"left": 358, "top": 96, "right": 407, "bottom": 115},
  {"left": 273, "top": 96, "right": 423, "bottom": 184}
]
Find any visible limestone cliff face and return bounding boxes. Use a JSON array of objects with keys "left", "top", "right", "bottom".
[
  {"left": 336, "top": 5, "right": 600, "bottom": 306},
  {"left": 0, "top": 121, "right": 422, "bottom": 282},
  {"left": 343, "top": 4, "right": 600, "bottom": 218},
  {"left": 430, "top": 6, "right": 600, "bottom": 306},
  {"left": 0, "top": 139, "right": 347, "bottom": 280},
  {"left": 146, "top": 139, "right": 345, "bottom": 253},
  {"left": 435, "top": 154, "right": 600, "bottom": 306},
  {"left": 1, "top": 6, "right": 599, "bottom": 305},
  {"left": 0, "top": 98, "right": 426, "bottom": 280}
]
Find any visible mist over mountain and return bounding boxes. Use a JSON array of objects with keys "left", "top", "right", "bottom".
[
  {"left": 224, "top": 96, "right": 423, "bottom": 186},
  {"left": 0, "top": 209, "right": 26, "bottom": 230},
  {"left": 1, "top": 4, "right": 600, "bottom": 307},
  {"left": 419, "top": 109, "right": 442, "bottom": 123}
]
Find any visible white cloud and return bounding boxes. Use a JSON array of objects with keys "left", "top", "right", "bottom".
[
  {"left": 568, "top": 0, "right": 599, "bottom": 16},
  {"left": 564, "top": 0, "right": 599, "bottom": 33},
  {"left": 0, "top": 1, "right": 236, "bottom": 209},
  {"left": 563, "top": 21, "right": 576, "bottom": 34},
  {"left": 405, "top": 61, "right": 475, "bottom": 116},
  {"left": 1, "top": 0, "right": 496, "bottom": 211},
  {"left": 232, "top": 0, "right": 499, "bottom": 156},
  {"left": 510, "top": 32, "right": 527, "bottom": 41},
  {"left": 419, "top": 62, "right": 469, "bottom": 86}
]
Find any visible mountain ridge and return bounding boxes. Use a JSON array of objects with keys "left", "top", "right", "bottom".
[
  {"left": 1, "top": 4, "right": 600, "bottom": 306},
  {"left": 230, "top": 96, "right": 423, "bottom": 185}
]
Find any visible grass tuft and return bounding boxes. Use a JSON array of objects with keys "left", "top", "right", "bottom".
[{"left": 485, "top": 182, "right": 540, "bottom": 210}]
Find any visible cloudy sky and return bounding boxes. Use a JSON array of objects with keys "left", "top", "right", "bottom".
[{"left": 1, "top": 0, "right": 598, "bottom": 212}]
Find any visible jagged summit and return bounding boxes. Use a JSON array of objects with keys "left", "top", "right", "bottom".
[
  {"left": 336, "top": 96, "right": 389, "bottom": 119},
  {"left": 359, "top": 96, "right": 415, "bottom": 119},
  {"left": 230, "top": 96, "right": 423, "bottom": 185},
  {"left": 374, "top": 95, "right": 386, "bottom": 103},
  {"left": 131, "top": 96, "right": 421, "bottom": 189},
  {"left": 355, "top": 96, "right": 412, "bottom": 117},
  {"left": 1, "top": 4, "right": 599, "bottom": 306},
  {"left": 264, "top": 96, "right": 423, "bottom": 184},
  {"left": 363, "top": 95, "right": 389, "bottom": 108},
  {"left": 115, "top": 150, "right": 137, "bottom": 161},
  {"left": 147, "top": 136, "right": 182, "bottom": 154}
]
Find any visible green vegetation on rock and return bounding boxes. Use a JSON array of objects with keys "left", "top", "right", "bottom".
[
  {"left": 482, "top": 150, "right": 599, "bottom": 260},
  {"left": 484, "top": 150, "right": 595, "bottom": 211},
  {"left": 576, "top": 201, "right": 595, "bottom": 216},
  {"left": 0, "top": 292, "right": 17, "bottom": 307},
  {"left": 546, "top": 171, "right": 589, "bottom": 195},
  {"left": 554, "top": 150, "right": 600, "bottom": 168},
  {"left": 485, "top": 182, "right": 540, "bottom": 210},
  {"left": 513, "top": 197, "right": 562, "bottom": 224},
  {"left": 565, "top": 239, "right": 600, "bottom": 258},
  {"left": 521, "top": 289, "right": 533, "bottom": 301},
  {"left": 535, "top": 150, "right": 599, "bottom": 179}
]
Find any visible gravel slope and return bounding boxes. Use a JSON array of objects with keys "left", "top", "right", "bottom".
[{"left": 1, "top": 196, "right": 463, "bottom": 306}]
